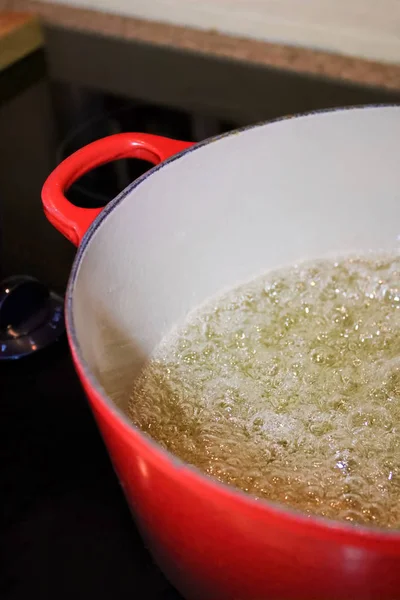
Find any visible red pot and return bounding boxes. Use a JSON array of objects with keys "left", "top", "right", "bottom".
[{"left": 42, "top": 106, "right": 400, "bottom": 600}]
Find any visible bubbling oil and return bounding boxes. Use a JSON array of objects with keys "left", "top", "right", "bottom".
[{"left": 128, "top": 255, "right": 400, "bottom": 528}]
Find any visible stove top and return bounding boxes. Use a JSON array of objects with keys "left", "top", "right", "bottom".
[
  {"left": 0, "top": 51, "right": 190, "bottom": 600},
  {"left": 1, "top": 321, "right": 182, "bottom": 599}
]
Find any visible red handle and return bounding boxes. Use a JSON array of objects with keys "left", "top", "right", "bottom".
[{"left": 41, "top": 133, "right": 194, "bottom": 246}]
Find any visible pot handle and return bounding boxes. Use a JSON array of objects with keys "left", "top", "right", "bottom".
[{"left": 41, "top": 133, "right": 193, "bottom": 246}]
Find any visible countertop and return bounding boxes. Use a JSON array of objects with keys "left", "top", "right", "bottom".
[
  {"left": 1, "top": 0, "right": 400, "bottom": 92},
  {"left": 0, "top": 11, "right": 42, "bottom": 70}
]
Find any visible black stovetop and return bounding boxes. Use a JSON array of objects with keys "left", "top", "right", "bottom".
[
  {"left": 1, "top": 324, "right": 183, "bottom": 600},
  {"left": 0, "top": 51, "right": 189, "bottom": 600}
]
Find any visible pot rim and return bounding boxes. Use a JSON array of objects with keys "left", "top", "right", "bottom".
[{"left": 66, "top": 103, "right": 400, "bottom": 543}]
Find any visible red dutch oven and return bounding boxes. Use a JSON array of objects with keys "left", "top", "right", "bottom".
[{"left": 42, "top": 106, "right": 400, "bottom": 600}]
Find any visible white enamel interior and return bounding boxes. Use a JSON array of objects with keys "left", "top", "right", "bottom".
[{"left": 72, "top": 106, "right": 400, "bottom": 410}]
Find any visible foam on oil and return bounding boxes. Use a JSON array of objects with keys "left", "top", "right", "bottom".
[{"left": 128, "top": 256, "right": 400, "bottom": 528}]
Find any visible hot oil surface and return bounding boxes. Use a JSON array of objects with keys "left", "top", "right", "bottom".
[{"left": 128, "top": 256, "right": 400, "bottom": 528}]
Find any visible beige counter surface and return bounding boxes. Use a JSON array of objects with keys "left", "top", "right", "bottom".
[
  {"left": 1, "top": 0, "right": 400, "bottom": 91},
  {"left": 0, "top": 11, "right": 42, "bottom": 70}
]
